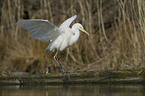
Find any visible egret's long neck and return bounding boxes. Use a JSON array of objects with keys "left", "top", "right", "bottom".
[
  {"left": 73, "top": 29, "right": 80, "bottom": 41},
  {"left": 69, "top": 26, "right": 80, "bottom": 46}
]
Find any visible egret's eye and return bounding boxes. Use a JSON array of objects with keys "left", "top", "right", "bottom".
[{"left": 79, "top": 27, "right": 82, "bottom": 30}]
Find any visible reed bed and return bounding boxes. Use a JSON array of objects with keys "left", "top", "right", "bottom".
[{"left": 0, "top": 0, "right": 144, "bottom": 73}]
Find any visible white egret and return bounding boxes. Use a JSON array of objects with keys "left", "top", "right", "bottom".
[{"left": 17, "top": 15, "right": 90, "bottom": 73}]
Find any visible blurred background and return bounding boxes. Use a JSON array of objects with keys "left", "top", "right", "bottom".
[{"left": 0, "top": 0, "right": 144, "bottom": 74}]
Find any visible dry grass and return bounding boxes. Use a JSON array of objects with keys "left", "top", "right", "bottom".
[{"left": 0, "top": 0, "right": 145, "bottom": 74}]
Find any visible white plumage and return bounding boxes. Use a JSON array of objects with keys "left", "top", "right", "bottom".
[{"left": 17, "top": 15, "right": 89, "bottom": 73}]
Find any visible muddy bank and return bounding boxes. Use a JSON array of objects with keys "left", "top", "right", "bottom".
[{"left": 0, "top": 68, "right": 145, "bottom": 85}]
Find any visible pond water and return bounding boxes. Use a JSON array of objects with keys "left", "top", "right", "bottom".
[{"left": 0, "top": 84, "right": 145, "bottom": 96}]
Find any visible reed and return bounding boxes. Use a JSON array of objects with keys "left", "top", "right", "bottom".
[{"left": 0, "top": 0, "right": 144, "bottom": 73}]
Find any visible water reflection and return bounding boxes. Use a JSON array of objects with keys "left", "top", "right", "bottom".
[{"left": 0, "top": 84, "right": 145, "bottom": 96}]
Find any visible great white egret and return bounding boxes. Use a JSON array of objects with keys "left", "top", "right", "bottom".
[{"left": 17, "top": 15, "right": 90, "bottom": 73}]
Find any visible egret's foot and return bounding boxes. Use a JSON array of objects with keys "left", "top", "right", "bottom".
[
  {"left": 60, "top": 68, "right": 65, "bottom": 74},
  {"left": 61, "top": 70, "right": 72, "bottom": 74},
  {"left": 60, "top": 71, "right": 71, "bottom": 81},
  {"left": 61, "top": 74, "right": 70, "bottom": 81}
]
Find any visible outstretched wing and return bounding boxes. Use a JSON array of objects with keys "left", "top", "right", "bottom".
[
  {"left": 59, "top": 15, "right": 77, "bottom": 29},
  {"left": 17, "top": 19, "right": 62, "bottom": 41}
]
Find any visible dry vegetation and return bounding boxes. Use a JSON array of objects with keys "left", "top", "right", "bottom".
[{"left": 0, "top": 0, "right": 145, "bottom": 74}]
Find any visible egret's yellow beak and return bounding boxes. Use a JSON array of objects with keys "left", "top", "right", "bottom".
[{"left": 81, "top": 28, "right": 90, "bottom": 36}]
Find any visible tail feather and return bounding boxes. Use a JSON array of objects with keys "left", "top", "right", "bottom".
[
  {"left": 45, "top": 41, "right": 53, "bottom": 51},
  {"left": 45, "top": 40, "right": 56, "bottom": 52},
  {"left": 45, "top": 46, "right": 50, "bottom": 51}
]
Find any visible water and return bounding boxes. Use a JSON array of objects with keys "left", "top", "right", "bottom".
[{"left": 0, "top": 84, "right": 145, "bottom": 96}]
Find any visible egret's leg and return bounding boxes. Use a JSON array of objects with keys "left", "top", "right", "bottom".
[{"left": 53, "top": 51, "right": 65, "bottom": 73}]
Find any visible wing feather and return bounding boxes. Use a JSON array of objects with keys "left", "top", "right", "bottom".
[
  {"left": 17, "top": 19, "right": 62, "bottom": 41},
  {"left": 59, "top": 15, "right": 77, "bottom": 29}
]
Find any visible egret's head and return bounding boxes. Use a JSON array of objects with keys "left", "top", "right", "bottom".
[{"left": 73, "top": 23, "right": 90, "bottom": 36}]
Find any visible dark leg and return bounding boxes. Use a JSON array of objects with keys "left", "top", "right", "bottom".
[{"left": 53, "top": 51, "right": 65, "bottom": 73}]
